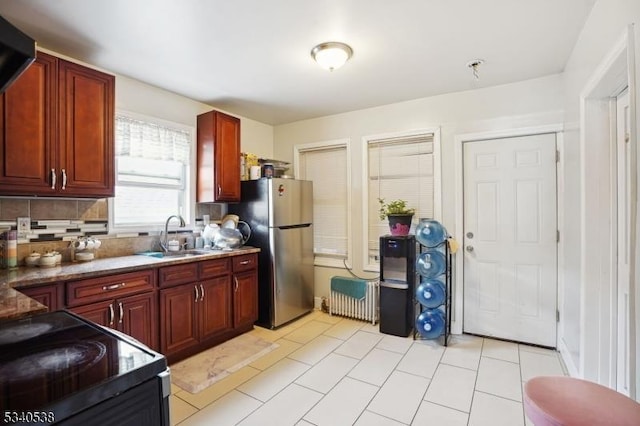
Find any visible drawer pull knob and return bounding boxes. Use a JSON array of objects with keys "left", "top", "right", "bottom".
[{"left": 103, "top": 282, "right": 126, "bottom": 291}]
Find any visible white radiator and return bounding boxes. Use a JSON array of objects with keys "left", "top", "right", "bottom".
[{"left": 329, "top": 279, "right": 379, "bottom": 324}]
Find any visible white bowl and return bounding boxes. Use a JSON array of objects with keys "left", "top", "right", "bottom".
[
  {"left": 76, "top": 252, "right": 94, "bottom": 262},
  {"left": 39, "top": 254, "right": 57, "bottom": 267}
]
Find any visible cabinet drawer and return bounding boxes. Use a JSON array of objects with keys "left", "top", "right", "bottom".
[
  {"left": 232, "top": 253, "right": 257, "bottom": 272},
  {"left": 159, "top": 263, "right": 199, "bottom": 288},
  {"left": 67, "top": 269, "right": 155, "bottom": 307},
  {"left": 199, "top": 258, "right": 231, "bottom": 279}
]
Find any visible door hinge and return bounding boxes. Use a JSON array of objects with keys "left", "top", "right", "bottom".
[
  {"left": 557, "top": 230, "right": 560, "bottom": 243},
  {"left": 556, "top": 310, "right": 560, "bottom": 322},
  {"left": 556, "top": 150, "right": 560, "bottom": 163}
]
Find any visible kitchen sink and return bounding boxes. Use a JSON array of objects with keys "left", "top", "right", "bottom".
[{"left": 135, "top": 249, "right": 214, "bottom": 258}]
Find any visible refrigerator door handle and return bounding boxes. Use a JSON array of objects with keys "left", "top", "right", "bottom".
[
  {"left": 275, "top": 223, "right": 311, "bottom": 230},
  {"left": 380, "top": 281, "right": 409, "bottom": 290}
]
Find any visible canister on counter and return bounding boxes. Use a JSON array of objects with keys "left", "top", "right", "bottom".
[{"left": 1, "top": 230, "right": 17, "bottom": 268}]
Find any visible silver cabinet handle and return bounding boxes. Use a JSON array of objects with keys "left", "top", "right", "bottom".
[
  {"left": 217, "top": 185, "right": 222, "bottom": 198},
  {"left": 195, "top": 285, "right": 199, "bottom": 302},
  {"left": 51, "top": 169, "right": 56, "bottom": 189},
  {"left": 200, "top": 284, "right": 205, "bottom": 301},
  {"left": 466, "top": 245, "right": 474, "bottom": 252},
  {"left": 103, "top": 282, "right": 126, "bottom": 291},
  {"left": 108, "top": 303, "right": 114, "bottom": 326},
  {"left": 118, "top": 302, "right": 123, "bottom": 324},
  {"left": 61, "top": 168, "right": 67, "bottom": 190},
  {"left": 234, "top": 276, "right": 239, "bottom": 292},
  {"left": 240, "top": 260, "right": 250, "bottom": 265}
]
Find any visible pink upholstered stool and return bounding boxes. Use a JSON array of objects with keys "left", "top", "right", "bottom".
[{"left": 524, "top": 376, "right": 640, "bottom": 426}]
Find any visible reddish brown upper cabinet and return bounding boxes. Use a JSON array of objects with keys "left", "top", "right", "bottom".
[
  {"left": 196, "top": 110, "right": 241, "bottom": 202},
  {"left": 0, "top": 51, "right": 115, "bottom": 197}
]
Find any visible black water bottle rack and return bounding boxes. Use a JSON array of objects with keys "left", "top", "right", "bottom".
[{"left": 413, "top": 238, "right": 452, "bottom": 346}]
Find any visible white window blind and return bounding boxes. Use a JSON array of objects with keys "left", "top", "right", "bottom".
[
  {"left": 367, "top": 134, "right": 434, "bottom": 265},
  {"left": 298, "top": 145, "right": 348, "bottom": 262},
  {"left": 113, "top": 114, "right": 192, "bottom": 227}
]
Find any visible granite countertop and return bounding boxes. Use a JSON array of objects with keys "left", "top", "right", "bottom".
[
  {"left": 1, "top": 246, "right": 260, "bottom": 290},
  {"left": 0, "top": 284, "right": 48, "bottom": 322}
]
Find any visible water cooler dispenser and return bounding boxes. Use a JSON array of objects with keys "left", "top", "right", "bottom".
[{"left": 379, "top": 235, "right": 418, "bottom": 337}]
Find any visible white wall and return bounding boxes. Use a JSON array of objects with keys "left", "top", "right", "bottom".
[
  {"left": 560, "top": 0, "right": 640, "bottom": 394},
  {"left": 274, "top": 74, "right": 564, "bottom": 298},
  {"left": 40, "top": 46, "right": 275, "bottom": 158}
]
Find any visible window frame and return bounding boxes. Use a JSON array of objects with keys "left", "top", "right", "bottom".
[
  {"left": 294, "top": 138, "right": 352, "bottom": 268},
  {"left": 361, "top": 127, "right": 442, "bottom": 272},
  {"left": 108, "top": 109, "right": 196, "bottom": 234}
]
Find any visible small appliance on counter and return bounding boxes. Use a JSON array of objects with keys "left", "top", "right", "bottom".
[{"left": 0, "top": 310, "right": 170, "bottom": 425}]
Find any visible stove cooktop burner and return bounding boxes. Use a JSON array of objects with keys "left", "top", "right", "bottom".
[
  {"left": 0, "top": 322, "right": 54, "bottom": 345},
  {"left": 0, "top": 340, "right": 107, "bottom": 383}
]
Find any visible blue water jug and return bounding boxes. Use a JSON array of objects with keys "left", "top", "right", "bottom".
[
  {"left": 415, "top": 308, "right": 445, "bottom": 339},
  {"left": 416, "top": 249, "right": 446, "bottom": 278},
  {"left": 416, "top": 278, "right": 446, "bottom": 308},
  {"left": 415, "top": 219, "right": 447, "bottom": 248}
]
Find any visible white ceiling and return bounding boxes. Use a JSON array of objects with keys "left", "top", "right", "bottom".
[{"left": 0, "top": 0, "right": 596, "bottom": 125}]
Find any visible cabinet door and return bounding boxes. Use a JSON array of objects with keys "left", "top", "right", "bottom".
[
  {"left": 70, "top": 300, "right": 115, "bottom": 328},
  {"left": 18, "top": 283, "right": 63, "bottom": 312},
  {"left": 0, "top": 52, "right": 57, "bottom": 195},
  {"left": 196, "top": 110, "right": 240, "bottom": 202},
  {"left": 118, "top": 292, "right": 158, "bottom": 351},
  {"left": 160, "top": 283, "right": 199, "bottom": 355},
  {"left": 198, "top": 276, "right": 232, "bottom": 341},
  {"left": 58, "top": 59, "right": 115, "bottom": 197},
  {"left": 233, "top": 269, "right": 258, "bottom": 329}
]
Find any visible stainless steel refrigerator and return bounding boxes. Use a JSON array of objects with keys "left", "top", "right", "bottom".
[{"left": 228, "top": 178, "right": 314, "bottom": 328}]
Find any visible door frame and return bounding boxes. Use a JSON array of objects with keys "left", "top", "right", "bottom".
[
  {"left": 578, "top": 26, "right": 637, "bottom": 393},
  {"left": 453, "top": 124, "right": 564, "bottom": 341}
]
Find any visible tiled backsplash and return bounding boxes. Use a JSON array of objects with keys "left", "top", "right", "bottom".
[{"left": 0, "top": 198, "right": 224, "bottom": 265}]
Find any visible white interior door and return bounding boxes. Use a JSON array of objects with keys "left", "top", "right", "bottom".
[
  {"left": 615, "top": 89, "right": 631, "bottom": 396},
  {"left": 463, "top": 133, "right": 558, "bottom": 347}
]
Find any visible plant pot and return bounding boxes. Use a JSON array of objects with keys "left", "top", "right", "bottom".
[{"left": 387, "top": 214, "right": 413, "bottom": 236}]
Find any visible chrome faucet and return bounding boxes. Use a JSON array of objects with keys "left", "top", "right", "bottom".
[{"left": 160, "top": 215, "right": 186, "bottom": 252}]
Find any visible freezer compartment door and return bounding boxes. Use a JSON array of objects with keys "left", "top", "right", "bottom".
[
  {"left": 271, "top": 224, "right": 314, "bottom": 327},
  {"left": 269, "top": 178, "right": 313, "bottom": 227}
]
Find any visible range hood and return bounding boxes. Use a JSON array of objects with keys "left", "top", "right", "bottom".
[{"left": 0, "top": 15, "right": 35, "bottom": 94}]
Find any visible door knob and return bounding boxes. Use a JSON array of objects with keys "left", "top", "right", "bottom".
[{"left": 466, "top": 245, "right": 474, "bottom": 252}]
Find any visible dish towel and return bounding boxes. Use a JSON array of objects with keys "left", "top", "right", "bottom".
[{"left": 331, "top": 276, "right": 367, "bottom": 300}]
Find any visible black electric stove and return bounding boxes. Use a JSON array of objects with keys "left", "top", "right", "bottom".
[{"left": 0, "top": 310, "right": 169, "bottom": 425}]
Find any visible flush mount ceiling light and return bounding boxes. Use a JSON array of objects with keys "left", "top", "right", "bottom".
[
  {"left": 466, "top": 59, "right": 485, "bottom": 81},
  {"left": 311, "top": 42, "right": 353, "bottom": 71}
]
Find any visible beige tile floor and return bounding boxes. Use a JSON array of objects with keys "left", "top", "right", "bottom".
[{"left": 170, "top": 310, "right": 567, "bottom": 426}]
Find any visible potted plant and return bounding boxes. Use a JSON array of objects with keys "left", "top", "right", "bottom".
[{"left": 378, "top": 198, "right": 415, "bottom": 236}]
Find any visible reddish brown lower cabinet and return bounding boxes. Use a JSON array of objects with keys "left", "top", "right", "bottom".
[
  {"left": 159, "top": 283, "right": 199, "bottom": 355},
  {"left": 159, "top": 277, "right": 232, "bottom": 361},
  {"left": 69, "top": 292, "right": 158, "bottom": 350},
  {"left": 232, "top": 269, "right": 258, "bottom": 329},
  {"left": 18, "top": 283, "right": 63, "bottom": 312},
  {"left": 158, "top": 255, "right": 260, "bottom": 364},
  {"left": 232, "top": 253, "right": 258, "bottom": 329},
  {"left": 66, "top": 269, "right": 158, "bottom": 350}
]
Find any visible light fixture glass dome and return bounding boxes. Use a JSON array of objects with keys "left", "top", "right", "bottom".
[{"left": 311, "top": 42, "right": 353, "bottom": 71}]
